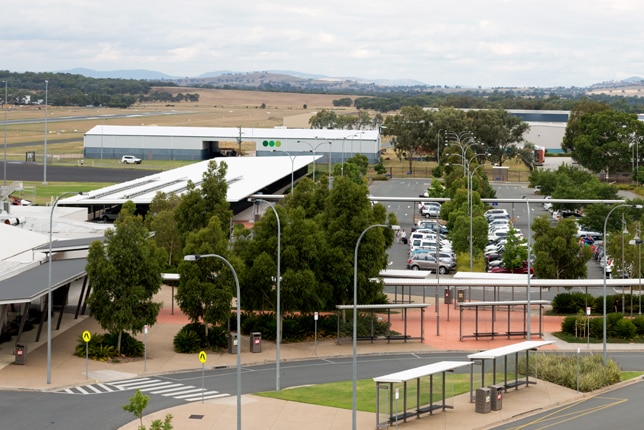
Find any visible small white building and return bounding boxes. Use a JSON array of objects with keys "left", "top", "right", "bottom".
[{"left": 83, "top": 125, "right": 381, "bottom": 163}]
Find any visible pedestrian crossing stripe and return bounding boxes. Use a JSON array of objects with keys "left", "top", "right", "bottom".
[{"left": 57, "top": 377, "right": 230, "bottom": 402}]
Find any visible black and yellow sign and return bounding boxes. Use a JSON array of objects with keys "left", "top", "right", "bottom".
[
  {"left": 198, "top": 351, "right": 207, "bottom": 364},
  {"left": 82, "top": 331, "right": 91, "bottom": 343}
]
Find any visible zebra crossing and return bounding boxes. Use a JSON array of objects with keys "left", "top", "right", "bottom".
[{"left": 58, "top": 377, "right": 230, "bottom": 402}]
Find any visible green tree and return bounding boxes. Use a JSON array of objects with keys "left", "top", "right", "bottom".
[
  {"left": 123, "top": 389, "right": 173, "bottom": 430},
  {"left": 174, "top": 160, "right": 232, "bottom": 243},
  {"left": 532, "top": 216, "right": 592, "bottom": 279},
  {"left": 383, "top": 106, "right": 433, "bottom": 174},
  {"left": 501, "top": 227, "right": 528, "bottom": 271},
  {"left": 86, "top": 202, "right": 164, "bottom": 352},
  {"left": 562, "top": 99, "right": 610, "bottom": 154},
  {"left": 468, "top": 108, "right": 530, "bottom": 166},
  {"left": 176, "top": 216, "right": 239, "bottom": 331},
  {"left": 568, "top": 110, "right": 642, "bottom": 175},
  {"left": 145, "top": 192, "right": 181, "bottom": 268}
]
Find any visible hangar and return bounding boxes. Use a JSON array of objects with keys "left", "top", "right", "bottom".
[{"left": 83, "top": 125, "right": 381, "bottom": 164}]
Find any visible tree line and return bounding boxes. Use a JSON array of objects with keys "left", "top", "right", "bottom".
[{"left": 85, "top": 156, "right": 397, "bottom": 351}]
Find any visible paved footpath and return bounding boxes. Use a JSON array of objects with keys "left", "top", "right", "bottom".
[{"left": 0, "top": 285, "right": 641, "bottom": 430}]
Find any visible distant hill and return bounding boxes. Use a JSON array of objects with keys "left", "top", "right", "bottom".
[{"left": 58, "top": 68, "right": 180, "bottom": 80}]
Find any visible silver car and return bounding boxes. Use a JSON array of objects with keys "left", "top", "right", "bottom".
[{"left": 406, "top": 253, "right": 455, "bottom": 274}]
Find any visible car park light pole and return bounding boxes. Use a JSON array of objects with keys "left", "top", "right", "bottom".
[
  {"left": 299, "top": 140, "right": 331, "bottom": 181},
  {"left": 43, "top": 80, "right": 48, "bottom": 184},
  {"left": 273, "top": 149, "right": 296, "bottom": 194},
  {"left": 602, "top": 204, "right": 642, "bottom": 366},
  {"left": 47, "top": 191, "right": 87, "bottom": 384},
  {"left": 3, "top": 79, "right": 7, "bottom": 187},
  {"left": 251, "top": 198, "right": 282, "bottom": 392},
  {"left": 184, "top": 253, "right": 241, "bottom": 430},
  {"left": 522, "top": 196, "right": 532, "bottom": 340},
  {"left": 353, "top": 223, "right": 396, "bottom": 430}
]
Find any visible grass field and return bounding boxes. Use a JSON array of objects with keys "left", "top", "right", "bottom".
[{"left": 1, "top": 88, "right": 354, "bottom": 162}]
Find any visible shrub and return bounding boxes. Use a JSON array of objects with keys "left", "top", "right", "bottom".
[
  {"left": 207, "top": 325, "right": 229, "bottom": 351},
  {"left": 551, "top": 292, "right": 594, "bottom": 314},
  {"left": 74, "top": 333, "right": 119, "bottom": 361},
  {"left": 103, "top": 332, "right": 145, "bottom": 357},
  {"left": 523, "top": 353, "right": 621, "bottom": 392},
  {"left": 173, "top": 326, "right": 203, "bottom": 353},
  {"left": 613, "top": 318, "right": 637, "bottom": 340},
  {"left": 632, "top": 316, "right": 644, "bottom": 335}
]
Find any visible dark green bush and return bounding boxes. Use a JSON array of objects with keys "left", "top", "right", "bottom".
[
  {"left": 551, "top": 292, "right": 594, "bottom": 314},
  {"left": 74, "top": 333, "right": 119, "bottom": 361},
  {"left": 207, "top": 325, "right": 229, "bottom": 351},
  {"left": 632, "top": 316, "right": 644, "bottom": 335},
  {"left": 613, "top": 318, "right": 637, "bottom": 340},
  {"left": 103, "top": 332, "right": 144, "bottom": 357},
  {"left": 173, "top": 329, "right": 202, "bottom": 353}
]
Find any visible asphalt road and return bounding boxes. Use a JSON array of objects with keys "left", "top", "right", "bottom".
[
  {"left": 1, "top": 352, "right": 640, "bottom": 429},
  {"left": 3, "top": 161, "right": 159, "bottom": 183},
  {"left": 491, "top": 379, "right": 644, "bottom": 430}
]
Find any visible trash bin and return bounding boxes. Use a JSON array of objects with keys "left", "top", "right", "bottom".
[
  {"left": 250, "top": 332, "right": 261, "bottom": 353},
  {"left": 457, "top": 289, "right": 465, "bottom": 302},
  {"left": 444, "top": 288, "right": 452, "bottom": 304},
  {"left": 489, "top": 384, "right": 503, "bottom": 411},
  {"left": 475, "top": 387, "right": 491, "bottom": 414},
  {"left": 14, "top": 344, "right": 26, "bottom": 365},
  {"left": 228, "top": 333, "right": 238, "bottom": 354}
]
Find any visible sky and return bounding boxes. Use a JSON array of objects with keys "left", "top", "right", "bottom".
[{"left": 3, "top": 0, "right": 643, "bottom": 88}]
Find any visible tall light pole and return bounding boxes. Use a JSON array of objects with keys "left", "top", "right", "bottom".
[
  {"left": 273, "top": 149, "right": 295, "bottom": 194},
  {"left": 602, "top": 204, "right": 642, "bottom": 366},
  {"left": 522, "top": 196, "right": 532, "bottom": 340},
  {"left": 352, "top": 223, "right": 392, "bottom": 430},
  {"left": 299, "top": 140, "right": 331, "bottom": 181},
  {"left": 251, "top": 198, "right": 282, "bottom": 392},
  {"left": 43, "top": 80, "right": 48, "bottom": 184},
  {"left": 3, "top": 79, "right": 7, "bottom": 187},
  {"left": 468, "top": 163, "right": 485, "bottom": 271},
  {"left": 48, "top": 191, "right": 86, "bottom": 383},
  {"left": 436, "top": 128, "right": 443, "bottom": 166},
  {"left": 184, "top": 253, "right": 241, "bottom": 430}
]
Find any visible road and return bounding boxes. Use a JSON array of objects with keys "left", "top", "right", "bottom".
[
  {"left": 492, "top": 379, "right": 643, "bottom": 430},
  {"left": 0, "top": 351, "right": 640, "bottom": 429},
  {"left": 3, "top": 161, "right": 160, "bottom": 183}
]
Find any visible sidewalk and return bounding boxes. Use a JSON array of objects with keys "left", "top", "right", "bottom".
[{"left": 0, "top": 285, "right": 641, "bottom": 430}]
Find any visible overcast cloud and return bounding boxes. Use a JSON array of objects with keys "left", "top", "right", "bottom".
[{"left": 2, "top": 0, "right": 643, "bottom": 88}]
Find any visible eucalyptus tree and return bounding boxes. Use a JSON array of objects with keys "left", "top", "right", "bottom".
[{"left": 86, "top": 201, "right": 165, "bottom": 352}]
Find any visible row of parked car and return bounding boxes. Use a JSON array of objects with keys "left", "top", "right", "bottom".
[{"left": 407, "top": 205, "right": 456, "bottom": 274}]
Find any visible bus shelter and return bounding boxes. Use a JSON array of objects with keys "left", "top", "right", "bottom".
[
  {"left": 467, "top": 340, "right": 554, "bottom": 402},
  {"left": 373, "top": 361, "right": 473, "bottom": 429},
  {"left": 458, "top": 300, "right": 550, "bottom": 340},
  {"left": 335, "top": 303, "right": 429, "bottom": 344}
]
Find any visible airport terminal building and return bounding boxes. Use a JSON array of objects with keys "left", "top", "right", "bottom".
[{"left": 83, "top": 125, "right": 381, "bottom": 164}]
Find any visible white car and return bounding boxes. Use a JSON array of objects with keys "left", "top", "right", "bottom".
[{"left": 121, "top": 155, "right": 142, "bottom": 164}]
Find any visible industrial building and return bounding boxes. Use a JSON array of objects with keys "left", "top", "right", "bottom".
[{"left": 83, "top": 125, "right": 380, "bottom": 164}]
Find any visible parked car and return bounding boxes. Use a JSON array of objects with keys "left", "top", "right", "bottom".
[
  {"left": 484, "top": 208, "right": 508, "bottom": 221},
  {"left": 489, "top": 261, "right": 534, "bottom": 274},
  {"left": 407, "top": 253, "right": 455, "bottom": 274},
  {"left": 419, "top": 202, "right": 441, "bottom": 218},
  {"left": 121, "top": 155, "right": 142, "bottom": 164}
]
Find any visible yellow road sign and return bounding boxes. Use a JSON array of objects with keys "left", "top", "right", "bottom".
[
  {"left": 198, "top": 351, "right": 207, "bottom": 364},
  {"left": 82, "top": 331, "right": 91, "bottom": 343}
]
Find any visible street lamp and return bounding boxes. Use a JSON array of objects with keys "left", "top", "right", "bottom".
[
  {"left": 47, "top": 191, "right": 87, "bottom": 383},
  {"left": 468, "top": 163, "right": 485, "bottom": 271},
  {"left": 184, "top": 253, "right": 241, "bottom": 430},
  {"left": 251, "top": 198, "right": 282, "bottom": 392},
  {"left": 299, "top": 140, "right": 331, "bottom": 181},
  {"left": 436, "top": 128, "right": 443, "bottom": 166},
  {"left": 602, "top": 204, "right": 642, "bottom": 366},
  {"left": 273, "top": 149, "right": 295, "bottom": 194},
  {"left": 43, "top": 80, "right": 48, "bottom": 184},
  {"left": 3, "top": 79, "right": 7, "bottom": 187},
  {"left": 522, "top": 196, "right": 532, "bottom": 340},
  {"left": 352, "top": 223, "right": 396, "bottom": 430},
  {"left": 629, "top": 222, "right": 642, "bottom": 317}
]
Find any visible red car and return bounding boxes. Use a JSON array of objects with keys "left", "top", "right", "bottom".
[{"left": 489, "top": 262, "right": 534, "bottom": 274}]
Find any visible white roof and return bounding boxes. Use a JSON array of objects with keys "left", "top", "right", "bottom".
[
  {"left": 373, "top": 361, "right": 473, "bottom": 383},
  {"left": 86, "top": 125, "right": 379, "bottom": 141},
  {"left": 382, "top": 277, "right": 644, "bottom": 288},
  {"left": 467, "top": 341, "right": 554, "bottom": 360},
  {"left": 379, "top": 269, "right": 431, "bottom": 279},
  {"left": 60, "top": 155, "right": 321, "bottom": 205}
]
